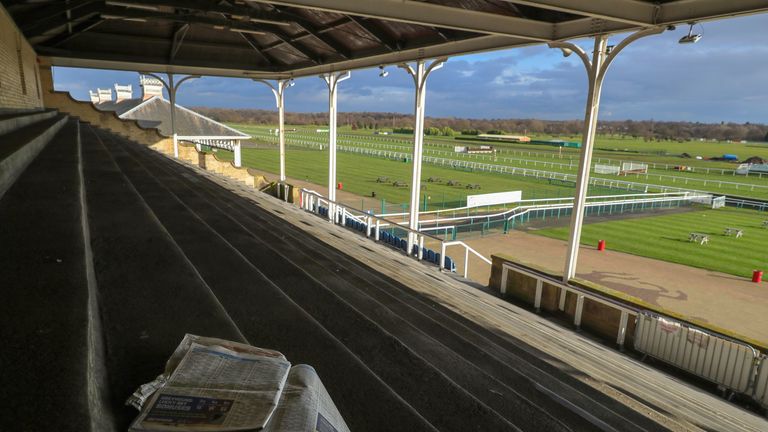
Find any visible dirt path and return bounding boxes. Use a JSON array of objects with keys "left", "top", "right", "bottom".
[{"left": 460, "top": 231, "right": 768, "bottom": 344}]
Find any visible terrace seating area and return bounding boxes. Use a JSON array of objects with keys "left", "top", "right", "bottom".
[{"left": 2, "top": 111, "right": 767, "bottom": 432}]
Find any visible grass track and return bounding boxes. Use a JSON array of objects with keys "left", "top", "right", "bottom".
[{"left": 533, "top": 207, "right": 768, "bottom": 277}]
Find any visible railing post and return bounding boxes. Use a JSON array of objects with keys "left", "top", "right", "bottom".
[
  {"left": 534, "top": 279, "right": 543, "bottom": 312},
  {"left": 464, "top": 247, "right": 469, "bottom": 279},
  {"left": 500, "top": 266, "right": 508, "bottom": 295},
  {"left": 574, "top": 295, "right": 585, "bottom": 329},
  {"left": 366, "top": 216, "right": 372, "bottom": 237},
  {"left": 617, "top": 311, "right": 629, "bottom": 349},
  {"left": 558, "top": 287, "right": 567, "bottom": 311},
  {"left": 375, "top": 220, "right": 380, "bottom": 241},
  {"left": 418, "top": 235, "right": 424, "bottom": 260},
  {"left": 440, "top": 241, "right": 447, "bottom": 272}
]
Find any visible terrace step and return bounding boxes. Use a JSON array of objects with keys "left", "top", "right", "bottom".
[
  {"left": 92, "top": 126, "right": 440, "bottom": 432},
  {"left": 0, "top": 119, "right": 91, "bottom": 431},
  {"left": 80, "top": 124, "right": 247, "bottom": 428},
  {"left": 0, "top": 114, "right": 68, "bottom": 199},
  {"left": 0, "top": 109, "right": 58, "bottom": 136},
  {"left": 105, "top": 129, "right": 669, "bottom": 431}
]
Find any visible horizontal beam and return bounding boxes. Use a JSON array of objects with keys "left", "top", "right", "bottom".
[
  {"left": 40, "top": 33, "right": 533, "bottom": 78},
  {"left": 503, "top": 0, "right": 657, "bottom": 26},
  {"left": 249, "top": 0, "right": 554, "bottom": 41}
]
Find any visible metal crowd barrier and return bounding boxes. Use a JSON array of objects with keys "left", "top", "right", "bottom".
[
  {"left": 754, "top": 358, "right": 768, "bottom": 409},
  {"left": 634, "top": 312, "right": 759, "bottom": 394}
]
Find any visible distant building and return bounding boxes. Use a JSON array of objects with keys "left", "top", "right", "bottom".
[
  {"left": 90, "top": 75, "right": 249, "bottom": 150},
  {"left": 475, "top": 134, "right": 531, "bottom": 143}
]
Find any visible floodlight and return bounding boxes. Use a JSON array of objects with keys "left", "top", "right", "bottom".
[
  {"left": 559, "top": 47, "right": 573, "bottom": 57},
  {"left": 288, "top": 78, "right": 295, "bottom": 87},
  {"left": 378, "top": 65, "right": 388, "bottom": 78},
  {"left": 679, "top": 23, "right": 702, "bottom": 44}
]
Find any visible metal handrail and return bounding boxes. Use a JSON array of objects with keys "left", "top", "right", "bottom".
[{"left": 442, "top": 240, "right": 492, "bottom": 279}]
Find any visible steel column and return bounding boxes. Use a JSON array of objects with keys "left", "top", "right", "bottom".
[
  {"left": 253, "top": 78, "right": 293, "bottom": 198},
  {"left": 399, "top": 58, "right": 446, "bottom": 253},
  {"left": 322, "top": 71, "right": 351, "bottom": 222},
  {"left": 141, "top": 72, "right": 200, "bottom": 159},
  {"left": 550, "top": 26, "right": 665, "bottom": 282}
]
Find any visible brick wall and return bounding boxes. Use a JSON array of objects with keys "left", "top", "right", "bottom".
[{"left": 0, "top": 4, "right": 43, "bottom": 111}]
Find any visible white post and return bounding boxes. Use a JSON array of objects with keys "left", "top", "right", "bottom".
[
  {"left": 141, "top": 72, "right": 200, "bottom": 159},
  {"left": 418, "top": 235, "right": 424, "bottom": 260},
  {"left": 234, "top": 142, "right": 242, "bottom": 167},
  {"left": 169, "top": 73, "right": 177, "bottom": 158},
  {"left": 464, "top": 247, "right": 469, "bottom": 279},
  {"left": 440, "top": 241, "right": 447, "bottom": 272},
  {"left": 400, "top": 59, "right": 446, "bottom": 254},
  {"left": 322, "top": 71, "right": 351, "bottom": 222},
  {"left": 550, "top": 27, "right": 665, "bottom": 282},
  {"left": 253, "top": 78, "right": 292, "bottom": 198}
]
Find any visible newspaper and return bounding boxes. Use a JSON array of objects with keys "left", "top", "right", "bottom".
[
  {"left": 127, "top": 335, "right": 349, "bottom": 432},
  {"left": 263, "top": 365, "right": 350, "bottom": 432}
]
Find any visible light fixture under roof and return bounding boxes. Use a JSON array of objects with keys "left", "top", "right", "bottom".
[
  {"left": 378, "top": 65, "right": 389, "bottom": 77},
  {"left": 679, "top": 23, "right": 702, "bottom": 44},
  {"left": 230, "top": 28, "right": 265, "bottom": 35}
]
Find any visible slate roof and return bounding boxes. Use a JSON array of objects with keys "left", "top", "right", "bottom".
[{"left": 95, "top": 96, "right": 249, "bottom": 138}]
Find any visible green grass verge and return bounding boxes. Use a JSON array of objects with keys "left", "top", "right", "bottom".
[{"left": 533, "top": 206, "right": 768, "bottom": 277}]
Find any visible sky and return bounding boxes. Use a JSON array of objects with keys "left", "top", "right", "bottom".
[{"left": 53, "top": 13, "right": 768, "bottom": 124}]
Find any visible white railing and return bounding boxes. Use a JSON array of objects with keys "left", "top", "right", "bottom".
[
  {"left": 442, "top": 240, "right": 492, "bottom": 279},
  {"left": 499, "top": 260, "right": 768, "bottom": 403},
  {"left": 176, "top": 135, "right": 248, "bottom": 167},
  {"left": 500, "top": 262, "right": 638, "bottom": 348},
  {"left": 299, "top": 189, "right": 492, "bottom": 278}
]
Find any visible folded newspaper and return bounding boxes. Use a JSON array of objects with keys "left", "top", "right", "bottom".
[{"left": 127, "top": 335, "right": 350, "bottom": 432}]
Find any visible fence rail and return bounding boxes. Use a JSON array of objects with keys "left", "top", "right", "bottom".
[{"left": 497, "top": 260, "right": 768, "bottom": 407}]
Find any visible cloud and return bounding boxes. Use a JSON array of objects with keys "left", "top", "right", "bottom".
[{"left": 51, "top": 13, "right": 768, "bottom": 123}]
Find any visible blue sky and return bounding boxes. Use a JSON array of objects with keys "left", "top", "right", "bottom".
[{"left": 53, "top": 13, "right": 768, "bottom": 123}]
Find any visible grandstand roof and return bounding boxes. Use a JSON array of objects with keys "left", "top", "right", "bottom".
[
  {"left": 95, "top": 96, "right": 250, "bottom": 138},
  {"left": 4, "top": 1, "right": 768, "bottom": 79}
]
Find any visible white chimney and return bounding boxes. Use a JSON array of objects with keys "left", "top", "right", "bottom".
[
  {"left": 97, "top": 88, "right": 112, "bottom": 103},
  {"left": 139, "top": 74, "right": 164, "bottom": 100},
  {"left": 114, "top": 84, "right": 133, "bottom": 102},
  {"left": 89, "top": 90, "right": 99, "bottom": 104}
]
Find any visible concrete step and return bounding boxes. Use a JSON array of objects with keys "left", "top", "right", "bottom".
[
  {"left": 79, "top": 124, "right": 246, "bottom": 429},
  {"left": 93, "top": 127, "right": 441, "bottom": 432},
  {"left": 0, "top": 119, "right": 92, "bottom": 431},
  {"left": 122, "top": 137, "right": 668, "bottom": 431},
  {"left": 0, "top": 109, "right": 58, "bottom": 136},
  {"left": 0, "top": 114, "right": 68, "bottom": 200}
]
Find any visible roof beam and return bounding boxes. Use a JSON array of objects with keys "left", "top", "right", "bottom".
[
  {"left": 248, "top": 0, "right": 554, "bottom": 41},
  {"left": 237, "top": 31, "right": 276, "bottom": 66},
  {"left": 100, "top": 0, "right": 292, "bottom": 26},
  {"left": 169, "top": 23, "right": 189, "bottom": 62},
  {"left": 503, "top": 1, "right": 657, "bottom": 26},
  {"left": 13, "top": 0, "right": 98, "bottom": 25},
  {"left": 655, "top": 0, "right": 768, "bottom": 24},
  {"left": 347, "top": 16, "right": 399, "bottom": 51},
  {"left": 22, "top": 1, "right": 103, "bottom": 38}
]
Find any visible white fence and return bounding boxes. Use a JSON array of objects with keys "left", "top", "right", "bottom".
[
  {"left": 595, "top": 164, "right": 620, "bottom": 175},
  {"left": 299, "top": 189, "right": 490, "bottom": 278},
  {"left": 634, "top": 312, "right": 759, "bottom": 394},
  {"left": 499, "top": 262, "right": 768, "bottom": 406}
]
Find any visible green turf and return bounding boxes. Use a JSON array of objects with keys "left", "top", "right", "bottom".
[
  {"left": 214, "top": 146, "right": 626, "bottom": 212},
  {"left": 230, "top": 123, "right": 768, "bottom": 199},
  {"left": 532, "top": 206, "right": 768, "bottom": 277}
]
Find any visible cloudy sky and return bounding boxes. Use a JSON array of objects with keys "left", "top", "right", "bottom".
[{"left": 53, "top": 13, "right": 767, "bottom": 123}]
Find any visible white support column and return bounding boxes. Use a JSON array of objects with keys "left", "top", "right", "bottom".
[
  {"left": 322, "top": 71, "right": 351, "bottom": 222},
  {"left": 549, "top": 26, "right": 665, "bottom": 282},
  {"left": 399, "top": 58, "right": 446, "bottom": 254},
  {"left": 141, "top": 72, "right": 200, "bottom": 159},
  {"left": 234, "top": 142, "right": 242, "bottom": 167},
  {"left": 253, "top": 78, "right": 293, "bottom": 198}
]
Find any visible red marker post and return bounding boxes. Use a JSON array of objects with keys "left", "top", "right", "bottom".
[
  {"left": 752, "top": 270, "right": 762, "bottom": 283},
  {"left": 597, "top": 239, "right": 606, "bottom": 251}
]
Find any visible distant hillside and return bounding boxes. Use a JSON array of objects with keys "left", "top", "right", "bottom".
[{"left": 192, "top": 107, "right": 768, "bottom": 143}]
